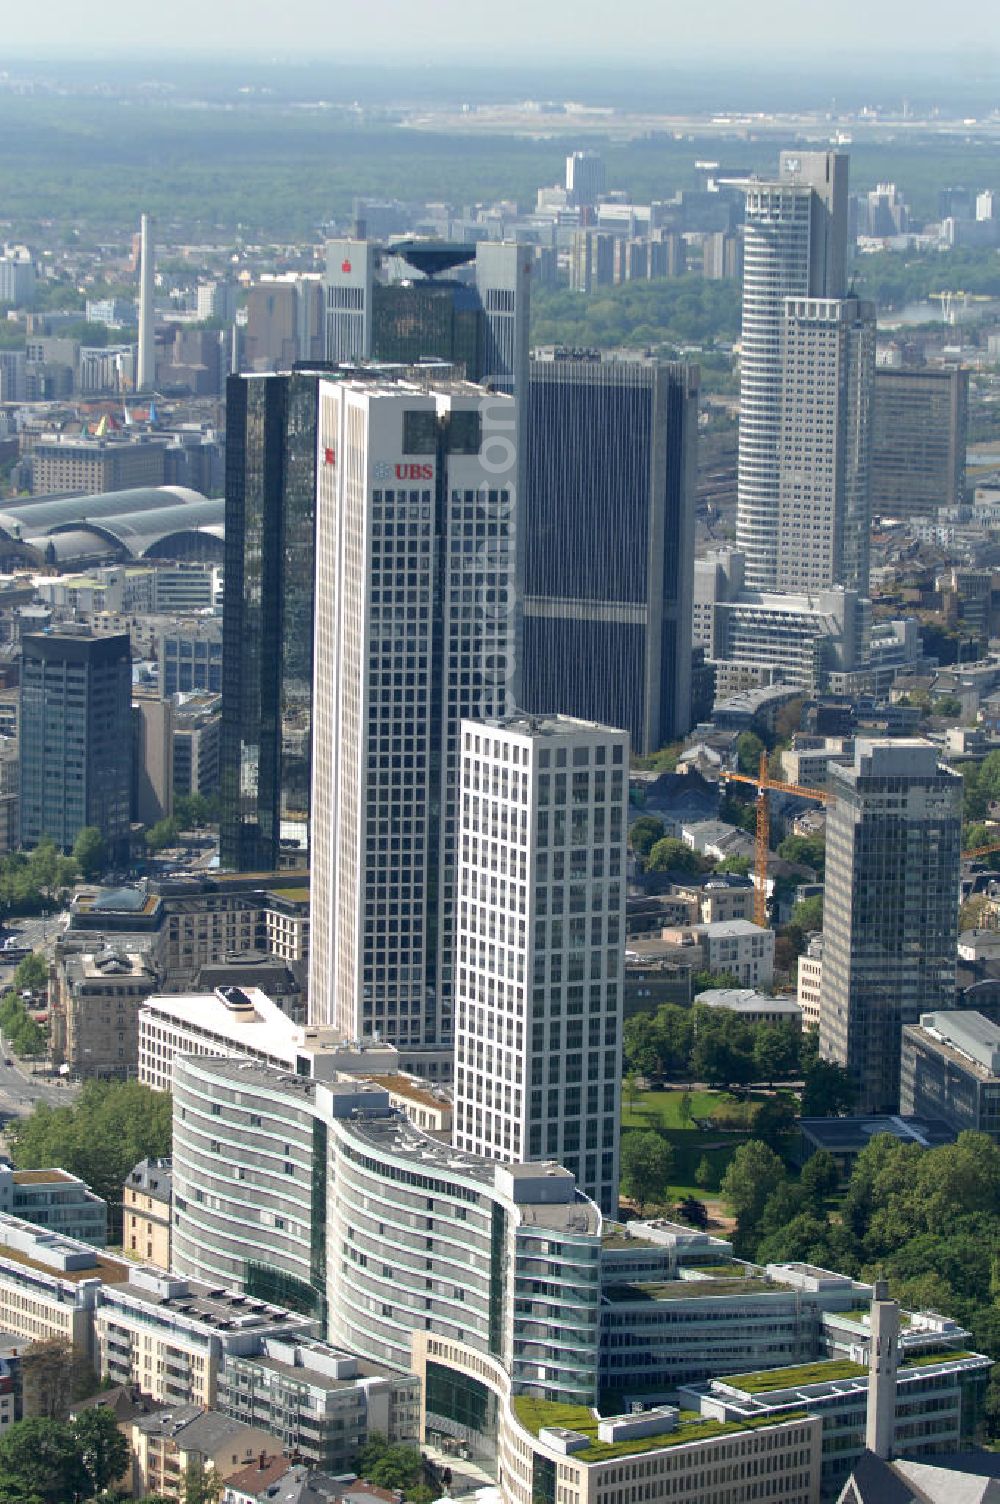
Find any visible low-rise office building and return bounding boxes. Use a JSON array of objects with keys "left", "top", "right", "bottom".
[
  {"left": 797, "top": 936, "right": 824, "bottom": 1031},
  {"left": 900, "top": 1009, "right": 1000, "bottom": 1141},
  {"left": 139, "top": 987, "right": 396, "bottom": 1092},
  {"left": 681, "top": 1346, "right": 991, "bottom": 1501},
  {"left": 500, "top": 1400, "right": 822, "bottom": 1504},
  {"left": 659, "top": 920, "right": 775, "bottom": 989},
  {"left": 0, "top": 1215, "right": 127, "bottom": 1352},
  {"left": 94, "top": 1266, "right": 316, "bottom": 1408},
  {"left": 217, "top": 1337, "right": 420, "bottom": 1473},
  {"left": 0, "top": 1165, "right": 107, "bottom": 1245},
  {"left": 694, "top": 988, "right": 803, "bottom": 1028}
]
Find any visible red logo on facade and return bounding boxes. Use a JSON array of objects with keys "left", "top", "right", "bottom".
[
  {"left": 324, "top": 447, "right": 336, "bottom": 466},
  {"left": 341, "top": 259, "right": 352, "bottom": 274},
  {"left": 395, "top": 463, "right": 433, "bottom": 481}
]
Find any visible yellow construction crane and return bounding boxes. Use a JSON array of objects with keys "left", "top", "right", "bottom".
[
  {"left": 720, "top": 753, "right": 829, "bottom": 927},
  {"left": 722, "top": 754, "right": 1000, "bottom": 928}
]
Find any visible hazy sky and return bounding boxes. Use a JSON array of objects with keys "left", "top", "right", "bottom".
[{"left": 5, "top": 0, "right": 1000, "bottom": 62}]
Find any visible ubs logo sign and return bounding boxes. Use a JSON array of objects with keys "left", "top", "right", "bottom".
[{"left": 373, "top": 462, "right": 434, "bottom": 482}]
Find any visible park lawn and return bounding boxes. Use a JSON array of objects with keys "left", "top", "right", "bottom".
[{"left": 621, "top": 1086, "right": 776, "bottom": 1194}]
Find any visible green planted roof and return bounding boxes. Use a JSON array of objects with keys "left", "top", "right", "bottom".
[
  {"left": 511, "top": 1397, "right": 809, "bottom": 1462},
  {"left": 720, "top": 1359, "right": 868, "bottom": 1393}
]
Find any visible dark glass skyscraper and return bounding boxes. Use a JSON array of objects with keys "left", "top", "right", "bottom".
[
  {"left": 520, "top": 354, "right": 698, "bottom": 752},
  {"left": 220, "top": 370, "right": 322, "bottom": 872},
  {"left": 20, "top": 631, "right": 132, "bottom": 861}
]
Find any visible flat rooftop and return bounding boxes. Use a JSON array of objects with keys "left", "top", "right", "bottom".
[
  {"left": 11, "top": 1169, "right": 77, "bottom": 1186},
  {"left": 913, "top": 1010, "right": 1000, "bottom": 1078},
  {"left": 712, "top": 1350, "right": 989, "bottom": 1406},
  {"left": 603, "top": 1275, "right": 782, "bottom": 1303},
  {"left": 367, "top": 1074, "right": 451, "bottom": 1111},
  {"left": 799, "top": 1114, "right": 957, "bottom": 1154},
  {"left": 511, "top": 1397, "right": 810, "bottom": 1463},
  {"left": 109, "top": 1271, "right": 314, "bottom": 1334},
  {"left": 139, "top": 987, "right": 343, "bottom": 1064},
  {"left": 0, "top": 1235, "right": 129, "bottom": 1286}
]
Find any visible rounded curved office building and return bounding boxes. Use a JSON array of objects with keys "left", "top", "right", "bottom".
[
  {"left": 172, "top": 1056, "right": 603, "bottom": 1469},
  {"left": 0, "top": 486, "right": 224, "bottom": 569}
]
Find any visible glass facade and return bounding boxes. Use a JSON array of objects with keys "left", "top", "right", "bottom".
[
  {"left": 425, "top": 1360, "right": 499, "bottom": 1468},
  {"left": 521, "top": 359, "right": 696, "bottom": 752},
  {"left": 372, "top": 282, "right": 483, "bottom": 379},
  {"left": 20, "top": 632, "right": 132, "bottom": 861},
  {"left": 221, "top": 372, "right": 320, "bottom": 870}
]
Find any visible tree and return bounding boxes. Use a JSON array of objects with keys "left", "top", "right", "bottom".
[
  {"left": 628, "top": 815, "right": 666, "bottom": 860},
  {"left": 736, "top": 732, "right": 765, "bottom": 776},
  {"left": 777, "top": 834, "right": 825, "bottom": 875},
  {"left": 358, "top": 1436, "right": 423, "bottom": 1491},
  {"left": 977, "top": 751, "right": 1000, "bottom": 806},
  {"left": 144, "top": 817, "right": 180, "bottom": 852},
  {"left": 719, "top": 1140, "right": 786, "bottom": 1226},
  {"left": 12, "top": 953, "right": 49, "bottom": 995},
  {"left": 9, "top": 1081, "right": 171, "bottom": 1242},
  {"left": 800, "top": 1149, "right": 839, "bottom": 1208},
  {"left": 752, "top": 1093, "right": 797, "bottom": 1149},
  {"left": 72, "top": 1405, "right": 129, "bottom": 1495},
  {"left": 801, "top": 1058, "right": 856, "bottom": 1118},
  {"left": 960, "top": 894, "right": 992, "bottom": 932},
  {"left": 620, "top": 1131, "right": 674, "bottom": 1215},
  {"left": 646, "top": 837, "right": 701, "bottom": 874},
  {"left": 22, "top": 1339, "right": 94, "bottom": 1420},
  {"left": 790, "top": 894, "right": 823, "bottom": 932},
  {"left": 0, "top": 1418, "right": 89, "bottom": 1504},
  {"left": 71, "top": 828, "right": 107, "bottom": 883},
  {"left": 752, "top": 1022, "right": 800, "bottom": 1085},
  {"left": 676, "top": 1195, "right": 709, "bottom": 1229},
  {"left": 26, "top": 840, "right": 77, "bottom": 906},
  {"left": 716, "top": 855, "right": 750, "bottom": 876},
  {"left": 174, "top": 793, "right": 219, "bottom": 829},
  {"left": 695, "top": 1155, "right": 714, "bottom": 1188},
  {"left": 182, "top": 1461, "right": 221, "bottom": 1504}
]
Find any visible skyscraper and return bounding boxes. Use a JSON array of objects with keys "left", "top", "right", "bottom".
[
  {"left": 20, "top": 631, "right": 132, "bottom": 861},
  {"left": 819, "top": 739, "right": 962, "bottom": 1113},
  {"left": 308, "top": 372, "right": 517, "bottom": 1055},
  {"left": 737, "top": 152, "right": 851, "bottom": 591},
  {"left": 872, "top": 365, "right": 968, "bottom": 520},
  {"left": 453, "top": 714, "right": 627, "bottom": 1216},
  {"left": 520, "top": 353, "right": 698, "bottom": 751},
  {"left": 220, "top": 370, "right": 323, "bottom": 871},
  {"left": 565, "top": 149, "right": 606, "bottom": 208},
  {"left": 323, "top": 239, "right": 530, "bottom": 397},
  {"left": 776, "top": 295, "right": 875, "bottom": 595}
]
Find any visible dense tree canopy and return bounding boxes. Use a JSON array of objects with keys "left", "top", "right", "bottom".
[
  {"left": 719, "top": 1131, "right": 1000, "bottom": 1434},
  {"left": 9, "top": 1081, "right": 171, "bottom": 1240}
]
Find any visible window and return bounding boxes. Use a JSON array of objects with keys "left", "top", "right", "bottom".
[{"left": 403, "top": 410, "right": 436, "bottom": 454}]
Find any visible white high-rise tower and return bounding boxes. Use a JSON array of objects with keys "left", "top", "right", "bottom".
[
  {"left": 737, "top": 152, "right": 855, "bottom": 590},
  {"left": 137, "top": 213, "right": 155, "bottom": 392},
  {"left": 308, "top": 371, "right": 517, "bottom": 1058},
  {"left": 453, "top": 713, "right": 627, "bottom": 1215}
]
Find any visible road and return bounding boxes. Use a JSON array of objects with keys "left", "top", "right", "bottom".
[
  {"left": 0, "top": 909, "right": 75, "bottom": 1121},
  {"left": 0, "top": 1033, "right": 75, "bottom": 1119}
]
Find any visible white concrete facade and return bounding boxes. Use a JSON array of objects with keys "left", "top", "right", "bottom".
[{"left": 453, "top": 714, "right": 627, "bottom": 1216}]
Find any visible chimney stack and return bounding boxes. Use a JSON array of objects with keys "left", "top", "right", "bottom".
[
  {"left": 137, "top": 213, "right": 155, "bottom": 392},
  {"left": 865, "top": 1279, "right": 899, "bottom": 1460}
]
